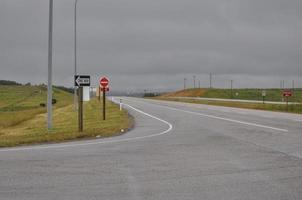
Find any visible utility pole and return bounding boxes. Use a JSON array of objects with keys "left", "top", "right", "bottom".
[
  {"left": 184, "top": 78, "right": 186, "bottom": 90},
  {"left": 74, "top": 0, "right": 78, "bottom": 110},
  {"left": 231, "top": 80, "right": 233, "bottom": 99},
  {"left": 280, "top": 80, "right": 282, "bottom": 89},
  {"left": 198, "top": 80, "right": 200, "bottom": 88},
  {"left": 292, "top": 80, "right": 295, "bottom": 98},
  {"left": 210, "top": 73, "right": 212, "bottom": 88},
  {"left": 47, "top": 0, "right": 53, "bottom": 130},
  {"left": 193, "top": 76, "right": 196, "bottom": 88}
]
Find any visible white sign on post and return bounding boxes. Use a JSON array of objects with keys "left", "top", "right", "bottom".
[
  {"left": 83, "top": 87, "right": 90, "bottom": 101},
  {"left": 262, "top": 90, "right": 266, "bottom": 97}
]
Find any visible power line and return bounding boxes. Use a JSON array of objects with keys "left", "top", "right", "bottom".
[{"left": 193, "top": 75, "right": 196, "bottom": 88}]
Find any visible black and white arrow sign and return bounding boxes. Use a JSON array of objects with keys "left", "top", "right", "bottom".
[{"left": 74, "top": 75, "right": 90, "bottom": 87}]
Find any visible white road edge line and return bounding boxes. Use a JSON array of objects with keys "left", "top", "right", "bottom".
[
  {"left": 0, "top": 99, "right": 173, "bottom": 152},
  {"left": 129, "top": 98, "right": 289, "bottom": 133}
]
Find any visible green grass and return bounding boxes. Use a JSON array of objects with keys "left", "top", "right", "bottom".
[
  {"left": 162, "top": 88, "right": 302, "bottom": 102},
  {"left": 0, "top": 85, "right": 132, "bottom": 147},
  {"left": 0, "top": 98, "right": 132, "bottom": 147},
  {"left": 203, "top": 88, "right": 302, "bottom": 102},
  {"left": 155, "top": 97, "right": 302, "bottom": 114},
  {"left": 0, "top": 85, "right": 72, "bottom": 128},
  {"left": 0, "top": 85, "right": 71, "bottom": 111}
]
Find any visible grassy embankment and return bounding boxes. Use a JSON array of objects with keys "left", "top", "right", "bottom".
[
  {"left": 157, "top": 88, "right": 302, "bottom": 114},
  {"left": 0, "top": 85, "right": 132, "bottom": 147},
  {"left": 0, "top": 85, "right": 71, "bottom": 127}
]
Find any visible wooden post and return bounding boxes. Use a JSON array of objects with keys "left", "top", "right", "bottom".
[
  {"left": 103, "top": 88, "right": 106, "bottom": 120},
  {"left": 286, "top": 96, "right": 289, "bottom": 112},
  {"left": 78, "top": 87, "right": 83, "bottom": 132},
  {"left": 98, "top": 86, "right": 101, "bottom": 101}
]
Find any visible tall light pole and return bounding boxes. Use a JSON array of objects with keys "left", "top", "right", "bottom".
[
  {"left": 184, "top": 78, "right": 186, "bottom": 90},
  {"left": 74, "top": 0, "right": 78, "bottom": 110},
  {"left": 47, "top": 0, "right": 53, "bottom": 130},
  {"left": 193, "top": 75, "right": 196, "bottom": 88},
  {"left": 209, "top": 73, "right": 212, "bottom": 88},
  {"left": 230, "top": 80, "right": 233, "bottom": 99}
]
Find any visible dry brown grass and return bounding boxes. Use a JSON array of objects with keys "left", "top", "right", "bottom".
[{"left": 161, "top": 88, "right": 206, "bottom": 98}]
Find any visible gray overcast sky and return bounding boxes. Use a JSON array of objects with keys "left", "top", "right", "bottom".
[{"left": 1, "top": 0, "right": 302, "bottom": 92}]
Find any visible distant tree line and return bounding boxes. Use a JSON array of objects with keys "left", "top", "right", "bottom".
[
  {"left": 54, "top": 86, "right": 73, "bottom": 93},
  {"left": 143, "top": 93, "right": 161, "bottom": 97},
  {"left": 0, "top": 80, "right": 73, "bottom": 94},
  {"left": 0, "top": 80, "right": 22, "bottom": 85}
]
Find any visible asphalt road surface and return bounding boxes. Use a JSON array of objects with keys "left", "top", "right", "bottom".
[{"left": 1, "top": 97, "right": 302, "bottom": 200}]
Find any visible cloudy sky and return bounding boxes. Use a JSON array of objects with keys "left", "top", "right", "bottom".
[{"left": 1, "top": 0, "right": 302, "bottom": 92}]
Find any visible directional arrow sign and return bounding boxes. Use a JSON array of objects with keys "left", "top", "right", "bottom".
[{"left": 75, "top": 75, "right": 90, "bottom": 87}]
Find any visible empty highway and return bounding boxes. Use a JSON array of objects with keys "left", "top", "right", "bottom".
[{"left": 1, "top": 97, "right": 302, "bottom": 200}]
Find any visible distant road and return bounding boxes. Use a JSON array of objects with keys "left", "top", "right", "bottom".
[
  {"left": 166, "top": 96, "right": 301, "bottom": 104},
  {"left": 0, "top": 97, "right": 302, "bottom": 200}
]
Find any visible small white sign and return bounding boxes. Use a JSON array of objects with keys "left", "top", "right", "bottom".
[
  {"left": 262, "top": 90, "right": 266, "bottom": 97},
  {"left": 83, "top": 87, "right": 90, "bottom": 101}
]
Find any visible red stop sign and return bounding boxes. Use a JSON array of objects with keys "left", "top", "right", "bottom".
[
  {"left": 283, "top": 90, "right": 292, "bottom": 97},
  {"left": 100, "top": 77, "right": 109, "bottom": 87}
]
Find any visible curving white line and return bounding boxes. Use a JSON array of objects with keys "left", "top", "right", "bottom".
[
  {"left": 127, "top": 98, "right": 289, "bottom": 133},
  {"left": 164, "top": 106, "right": 289, "bottom": 132},
  {"left": 0, "top": 100, "right": 173, "bottom": 152}
]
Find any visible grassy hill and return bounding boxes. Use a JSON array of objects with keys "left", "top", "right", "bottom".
[
  {"left": 161, "top": 88, "right": 302, "bottom": 102},
  {"left": 157, "top": 88, "right": 302, "bottom": 114},
  {"left": 0, "top": 85, "right": 72, "bottom": 128}
]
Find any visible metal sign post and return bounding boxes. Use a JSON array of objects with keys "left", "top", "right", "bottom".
[
  {"left": 75, "top": 75, "right": 90, "bottom": 132},
  {"left": 283, "top": 90, "right": 292, "bottom": 112}
]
